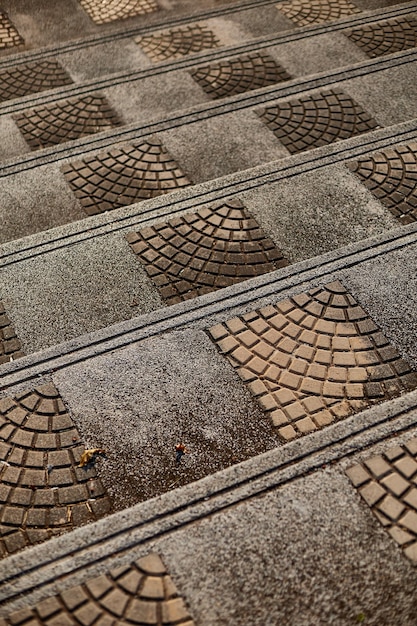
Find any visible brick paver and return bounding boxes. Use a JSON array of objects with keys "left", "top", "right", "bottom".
[
  {"left": 277, "top": 0, "right": 361, "bottom": 26},
  {"left": 347, "top": 141, "right": 417, "bottom": 224},
  {"left": 190, "top": 53, "right": 292, "bottom": 100},
  {"left": 347, "top": 436, "right": 417, "bottom": 564},
  {"left": 127, "top": 199, "right": 288, "bottom": 304},
  {"left": 258, "top": 89, "right": 379, "bottom": 154},
  {"left": 345, "top": 17, "right": 417, "bottom": 58},
  {"left": 62, "top": 139, "right": 191, "bottom": 215},
  {"left": 0, "top": 61, "right": 73, "bottom": 104},
  {"left": 0, "top": 552, "right": 194, "bottom": 625},
  {"left": 136, "top": 24, "right": 220, "bottom": 62},
  {"left": 208, "top": 281, "right": 417, "bottom": 441},
  {"left": 0, "top": 11, "right": 23, "bottom": 49},
  {"left": 78, "top": 0, "right": 159, "bottom": 24},
  {"left": 12, "top": 94, "right": 122, "bottom": 151},
  {"left": 0, "top": 384, "right": 111, "bottom": 557},
  {"left": 0, "top": 302, "right": 24, "bottom": 365}
]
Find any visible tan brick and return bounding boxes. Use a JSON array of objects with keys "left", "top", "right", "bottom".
[
  {"left": 307, "top": 363, "right": 327, "bottom": 379},
  {"left": 161, "top": 598, "right": 190, "bottom": 623},
  {"left": 388, "top": 526, "right": 414, "bottom": 546},
  {"left": 263, "top": 328, "right": 283, "bottom": 345},
  {"left": 231, "top": 346, "right": 253, "bottom": 365},
  {"left": 333, "top": 352, "right": 356, "bottom": 367},
  {"left": 258, "top": 395, "right": 277, "bottom": 411},
  {"left": 336, "top": 322, "right": 357, "bottom": 336},
  {"left": 274, "top": 388, "right": 297, "bottom": 406},
  {"left": 331, "top": 400, "right": 354, "bottom": 419},
  {"left": 381, "top": 472, "right": 410, "bottom": 497},
  {"left": 226, "top": 317, "right": 247, "bottom": 334},
  {"left": 316, "top": 335, "right": 331, "bottom": 349},
  {"left": 238, "top": 330, "right": 259, "bottom": 348},
  {"left": 237, "top": 367, "right": 256, "bottom": 382},
  {"left": 278, "top": 424, "right": 297, "bottom": 441},
  {"left": 125, "top": 598, "right": 157, "bottom": 623},
  {"left": 346, "top": 464, "right": 371, "bottom": 487},
  {"left": 328, "top": 367, "right": 348, "bottom": 382},
  {"left": 405, "top": 437, "right": 417, "bottom": 457},
  {"left": 315, "top": 350, "right": 332, "bottom": 365},
  {"left": 359, "top": 481, "right": 386, "bottom": 506},
  {"left": 277, "top": 299, "right": 293, "bottom": 314},
  {"left": 332, "top": 336, "right": 351, "bottom": 350},
  {"left": 270, "top": 409, "right": 288, "bottom": 427},
  {"left": 247, "top": 379, "right": 268, "bottom": 397},
  {"left": 278, "top": 337, "right": 297, "bottom": 353},
  {"left": 300, "top": 377, "right": 322, "bottom": 395},
  {"left": 141, "top": 575, "right": 164, "bottom": 599},
  {"left": 394, "top": 455, "right": 417, "bottom": 479},
  {"left": 289, "top": 358, "right": 308, "bottom": 376},
  {"left": 302, "top": 396, "right": 325, "bottom": 413},
  {"left": 322, "top": 381, "right": 345, "bottom": 398},
  {"left": 315, "top": 319, "right": 336, "bottom": 334},
  {"left": 136, "top": 553, "right": 166, "bottom": 575},
  {"left": 264, "top": 364, "right": 281, "bottom": 383},
  {"left": 404, "top": 487, "right": 417, "bottom": 510},
  {"left": 269, "top": 313, "right": 288, "bottom": 331},
  {"left": 259, "top": 304, "right": 277, "bottom": 318},
  {"left": 248, "top": 318, "right": 269, "bottom": 334},
  {"left": 377, "top": 494, "right": 405, "bottom": 521},
  {"left": 300, "top": 314, "right": 315, "bottom": 330},
  {"left": 384, "top": 445, "right": 405, "bottom": 461},
  {"left": 253, "top": 342, "right": 274, "bottom": 360},
  {"left": 270, "top": 351, "right": 291, "bottom": 369},
  {"left": 399, "top": 510, "right": 417, "bottom": 534},
  {"left": 217, "top": 336, "right": 240, "bottom": 354},
  {"left": 364, "top": 455, "right": 391, "bottom": 478},
  {"left": 284, "top": 322, "right": 301, "bottom": 339},
  {"left": 313, "top": 410, "right": 334, "bottom": 427},
  {"left": 279, "top": 371, "right": 301, "bottom": 390},
  {"left": 208, "top": 324, "right": 229, "bottom": 341},
  {"left": 295, "top": 416, "right": 317, "bottom": 433},
  {"left": 345, "top": 383, "right": 364, "bottom": 399},
  {"left": 299, "top": 329, "right": 316, "bottom": 345},
  {"left": 294, "top": 344, "right": 314, "bottom": 360},
  {"left": 348, "top": 367, "right": 368, "bottom": 382},
  {"left": 404, "top": 541, "right": 417, "bottom": 562},
  {"left": 101, "top": 588, "right": 130, "bottom": 616},
  {"left": 284, "top": 402, "right": 306, "bottom": 421},
  {"left": 247, "top": 356, "right": 268, "bottom": 375}
]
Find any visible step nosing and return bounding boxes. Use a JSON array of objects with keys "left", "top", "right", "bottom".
[
  {"left": 1, "top": 222, "right": 416, "bottom": 391},
  {"left": 0, "top": 388, "right": 416, "bottom": 609},
  {"left": 1, "top": 47, "right": 416, "bottom": 178},
  {"left": 1, "top": 119, "right": 416, "bottom": 264},
  {"left": 1, "top": 3, "right": 416, "bottom": 116}
]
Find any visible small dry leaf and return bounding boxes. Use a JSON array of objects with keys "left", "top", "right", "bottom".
[{"left": 79, "top": 448, "right": 106, "bottom": 467}]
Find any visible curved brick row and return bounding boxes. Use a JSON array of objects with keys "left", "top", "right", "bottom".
[
  {"left": 0, "top": 553, "right": 194, "bottom": 626},
  {"left": 62, "top": 139, "right": 191, "bottom": 216},
  {"left": 190, "top": 53, "right": 292, "bottom": 100},
  {"left": 78, "top": 0, "right": 159, "bottom": 24},
  {"left": 12, "top": 94, "right": 122, "bottom": 151},
  {"left": 136, "top": 24, "right": 220, "bottom": 63},
  {"left": 258, "top": 89, "right": 379, "bottom": 154},
  {"left": 0, "top": 302, "right": 24, "bottom": 365},
  {"left": 0, "top": 11, "right": 23, "bottom": 49},
  {"left": 346, "top": 436, "right": 417, "bottom": 564},
  {"left": 277, "top": 0, "right": 361, "bottom": 26},
  {"left": 127, "top": 199, "right": 287, "bottom": 304},
  {"left": 208, "top": 281, "right": 417, "bottom": 441},
  {"left": 345, "top": 17, "right": 417, "bottom": 58},
  {"left": 0, "top": 384, "right": 111, "bottom": 557},
  {"left": 347, "top": 141, "right": 417, "bottom": 224},
  {"left": 0, "top": 60, "right": 73, "bottom": 104}
]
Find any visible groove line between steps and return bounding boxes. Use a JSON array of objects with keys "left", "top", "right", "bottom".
[
  {"left": 1, "top": 3, "right": 416, "bottom": 116},
  {"left": 1, "top": 120, "right": 417, "bottom": 266},
  {"left": 1, "top": 223, "right": 417, "bottom": 391},
  {"left": 1, "top": 47, "right": 416, "bottom": 177},
  {"left": 1, "top": 392, "right": 416, "bottom": 607}
]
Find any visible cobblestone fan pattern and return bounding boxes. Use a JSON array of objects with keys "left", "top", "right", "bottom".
[
  {"left": 136, "top": 24, "right": 220, "bottom": 63},
  {"left": 345, "top": 17, "right": 417, "bottom": 58},
  {"left": 0, "top": 384, "right": 111, "bottom": 557},
  {"left": 0, "top": 60, "right": 73, "bottom": 104},
  {"left": 0, "top": 553, "right": 195, "bottom": 626},
  {"left": 346, "top": 436, "right": 417, "bottom": 564},
  {"left": 277, "top": 0, "right": 361, "bottom": 26},
  {"left": 0, "top": 11, "right": 23, "bottom": 49},
  {"left": 126, "top": 199, "right": 288, "bottom": 304},
  {"left": 62, "top": 140, "right": 191, "bottom": 216},
  {"left": 347, "top": 142, "right": 417, "bottom": 224},
  {"left": 12, "top": 95, "right": 122, "bottom": 151},
  {"left": 78, "top": 0, "right": 159, "bottom": 24},
  {"left": 0, "top": 302, "right": 24, "bottom": 365},
  {"left": 208, "top": 281, "right": 417, "bottom": 441},
  {"left": 190, "top": 53, "right": 292, "bottom": 100},
  {"left": 258, "top": 89, "right": 379, "bottom": 154}
]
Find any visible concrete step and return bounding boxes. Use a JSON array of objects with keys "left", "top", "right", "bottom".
[
  {"left": 0, "top": 119, "right": 416, "bottom": 357},
  {"left": 0, "top": 47, "right": 416, "bottom": 244}
]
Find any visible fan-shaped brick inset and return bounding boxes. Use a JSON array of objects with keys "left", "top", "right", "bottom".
[
  {"left": 0, "top": 302, "right": 24, "bottom": 365},
  {"left": 1, "top": 553, "right": 195, "bottom": 625},
  {"left": 78, "top": 0, "right": 159, "bottom": 24},
  {"left": 127, "top": 199, "right": 288, "bottom": 304},
  {"left": 0, "top": 11, "right": 23, "bottom": 49},
  {"left": 347, "top": 142, "right": 417, "bottom": 224},
  {"left": 62, "top": 139, "right": 191, "bottom": 216},
  {"left": 0, "top": 60, "right": 73, "bottom": 104},
  {"left": 0, "top": 384, "right": 112, "bottom": 558},
  {"left": 208, "top": 281, "right": 417, "bottom": 442},
  {"left": 345, "top": 17, "right": 417, "bottom": 58},
  {"left": 277, "top": 0, "right": 361, "bottom": 26},
  {"left": 190, "top": 52, "right": 292, "bottom": 99},
  {"left": 258, "top": 89, "right": 379, "bottom": 154},
  {"left": 136, "top": 24, "right": 220, "bottom": 63},
  {"left": 12, "top": 94, "right": 122, "bottom": 150},
  {"left": 346, "top": 436, "right": 417, "bottom": 564}
]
